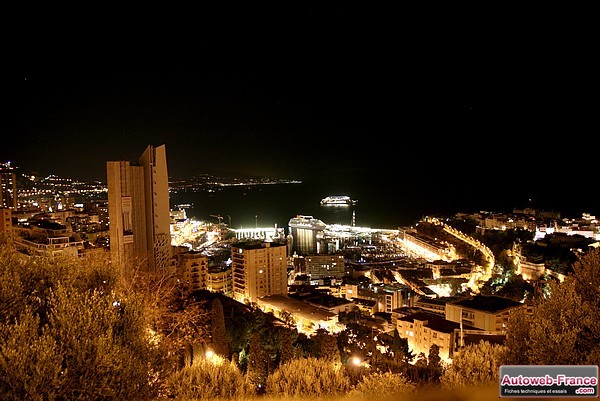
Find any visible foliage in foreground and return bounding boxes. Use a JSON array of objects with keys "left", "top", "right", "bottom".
[
  {"left": 349, "top": 371, "right": 416, "bottom": 399},
  {"left": 442, "top": 248, "right": 600, "bottom": 389},
  {"left": 266, "top": 357, "right": 352, "bottom": 398},
  {"left": 0, "top": 244, "right": 166, "bottom": 401},
  {"left": 440, "top": 340, "right": 507, "bottom": 389},
  {"left": 166, "top": 357, "right": 253, "bottom": 400},
  {"left": 504, "top": 247, "right": 600, "bottom": 366},
  {"left": 2, "top": 236, "right": 598, "bottom": 400}
]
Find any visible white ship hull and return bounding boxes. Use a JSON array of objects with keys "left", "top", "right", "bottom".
[{"left": 320, "top": 195, "right": 357, "bottom": 206}]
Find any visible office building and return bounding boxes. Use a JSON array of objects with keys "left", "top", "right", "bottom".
[
  {"left": 231, "top": 241, "right": 288, "bottom": 304},
  {"left": 304, "top": 253, "right": 345, "bottom": 278},
  {"left": 107, "top": 144, "right": 171, "bottom": 276}
]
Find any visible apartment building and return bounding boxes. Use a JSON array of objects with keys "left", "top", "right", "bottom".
[{"left": 231, "top": 241, "right": 288, "bottom": 304}]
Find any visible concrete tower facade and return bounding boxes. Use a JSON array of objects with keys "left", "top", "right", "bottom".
[
  {"left": 139, "top": 145, "right": 172, "bottom": 271},
  {"left": 107, "top": 145, "right": 171, "bottom": 277}
]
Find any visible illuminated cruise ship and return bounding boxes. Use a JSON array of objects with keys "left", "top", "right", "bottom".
[
  {"left": 288, "top": 215, "right": 327, "bottom": 255},
  {"left": 320, "top": 195, "right": 357, "bottom": 206}
]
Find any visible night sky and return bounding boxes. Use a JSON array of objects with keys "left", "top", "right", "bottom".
[{"left": 3, "top": 6, "right": 595, "bottom": 213}]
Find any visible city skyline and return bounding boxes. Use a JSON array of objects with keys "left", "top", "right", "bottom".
[
  {"left": 3, "top": 148, "right": 599, "bottom": 230},
  {"left": 3, "top": 7, "right": 598, "bottom": 400}
]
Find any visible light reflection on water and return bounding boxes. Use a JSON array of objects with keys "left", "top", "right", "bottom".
[{"left": 169, "top": 182, "right": 419, "bottom": 232}]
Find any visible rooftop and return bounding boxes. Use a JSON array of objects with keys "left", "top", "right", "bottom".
[
  {"left": 231, "top": 240, "right": 287, "bottom": 250},
  {"left": 352, "top": 297, "right": 377, "bottom": 307},
  {"left": 258, "top": 294, "right": 337, "bottom": 322},
  {"left": 290, "top": 292, "right": 353, "bottom": 309},
  {"left": 462, "top": 332, "right": 506, "bottom": 347},
  {"left": 399, "top": 311, "right": 479, "bottom": 333},
  {"left": 450, "top": 295, "right": 522, "bottom": 313},
  {"left": 415, "top": 296, "right": 454, "bottom": 306}
]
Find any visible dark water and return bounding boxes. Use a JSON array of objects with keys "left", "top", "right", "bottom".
[
  {"left": 169, "top": 173, "right": 599, "bottom": 233},
  {"left": 170, "top": 178, "right": 447, "bottom": 231},
  {"left": 170, "top": 182, "right": 373, "bottom": 231}
]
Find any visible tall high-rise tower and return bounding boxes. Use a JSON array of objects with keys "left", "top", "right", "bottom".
[
  {"left": 107, "top": 145, "right": 171, "bottom": 277},
  {"left": 0, "top": 162, "right": 18, "bottom": 209},
  {"left": 139, "top": 145, "right": 172, "bottom": 271}
]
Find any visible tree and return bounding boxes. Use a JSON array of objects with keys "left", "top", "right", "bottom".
[
  {"left": 227, "top": 313, "right": 252, "bottom": 360},
  {"left": 336, "top": 322, "right": 376, "bottom": 364},
  {"left": 311, "top": 328, "right": 339, "bottom": 361},
  {"left": 319, "top": 332, "right": 340, "bottom": 362},
  {"left": 266, "top": 357, "right": 351, "bottom": 398},
  {"left": 211, "top": 297, "right": 229, "bottom": 358},
  {"left": 166, "top": 357, "right": 253, "bottom": 400},
  {"left": 278, "top": 328, "right": 295, "bottom": 365},
  {"left": 425, "top": 344, "right": 444, "bottom": 383},
  {"left": 495, "top": 272, "right": 534, "bottom": 302},
  {"left": 0, "top": 311, "right": 62, "bottom": 400},
  {"left": 449, "top": 278, "right": 465, "bottom": 295},
  {"left": 441, "top": 340, "right": 507, "bottom": 388},
  {"left": 503, "top": 307, "right": 534, "bottom": 365},
  {"left": 0, "top": 247, "right": 167, "bottom": 401},
  {"left": 293, "top": 332, "right": 314, "bottom": 358},
  {"left": 247, "top": 332, "right": 268, "bottom": 393},
  {"left": 350, "top": 371, "right": 415, "bottom": 398},
  {"left": 280, "top": 310, "right": 296, "bottom": 328},
  {"left": 409, "top": 352, "right": 429, "bottom": 382},
  {"left": 391, "top": 328, "right": 414, "bottom": 364},
  {"left": 505, "top": 248, "right": 600, "bottom": 365},
  {"left": 152, "top": 290, "right": 210, "bottom": 368}
]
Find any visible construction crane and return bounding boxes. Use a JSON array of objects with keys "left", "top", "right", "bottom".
[{"left": 210, "top": 214, "right": 223, "bottom": 239}]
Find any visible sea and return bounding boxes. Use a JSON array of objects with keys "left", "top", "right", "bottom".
[{"left": 169, "top": 176, "right": 599, "bottom": 233}]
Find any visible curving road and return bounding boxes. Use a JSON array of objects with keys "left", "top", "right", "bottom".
[{"left": 425, "top": 217, "right": 494, "bottom": 292}]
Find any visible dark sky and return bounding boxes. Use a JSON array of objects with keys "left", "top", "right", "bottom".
[{"left": 3, "top": 6, "right": 595, "bottom": 204}]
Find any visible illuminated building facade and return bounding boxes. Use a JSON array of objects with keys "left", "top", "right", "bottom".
[
  {"left": 304, "top": 253, "right": 345, "bottom": 278},
  {"left": 12, "top": 220, "right": 84, "bottom": 257},
  {"left": 231, "top": 241, "right": 288, "bottom": 304},
  {"left": 207, "top": 268, "right": 233, "bottom": 296},
  {"left": 288, "top": 215, "right": 326, "bottom": 256},
  {"left": 445, "top": 295, "right": 524, "bottom": 332},
  {"left": 0, "top": 162, "right": 18, "bottom": 209},
  {"left": 0, "top": 208, "right": 12, "bottom": 234},
  {"left": 397, "top": 227, "right": 456, "bottom": 261},
  {"left": 139, "top": 145, "right": 172, "bottom": 271},
  {"left": 176, "top": 250, "right": 208, "bottom": 292},
  {"left": 107, "top": 145, "right": 172, "bottom": 276},
  {"left": 397, "top": 311, "right": 466, "bottom": 361}
]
